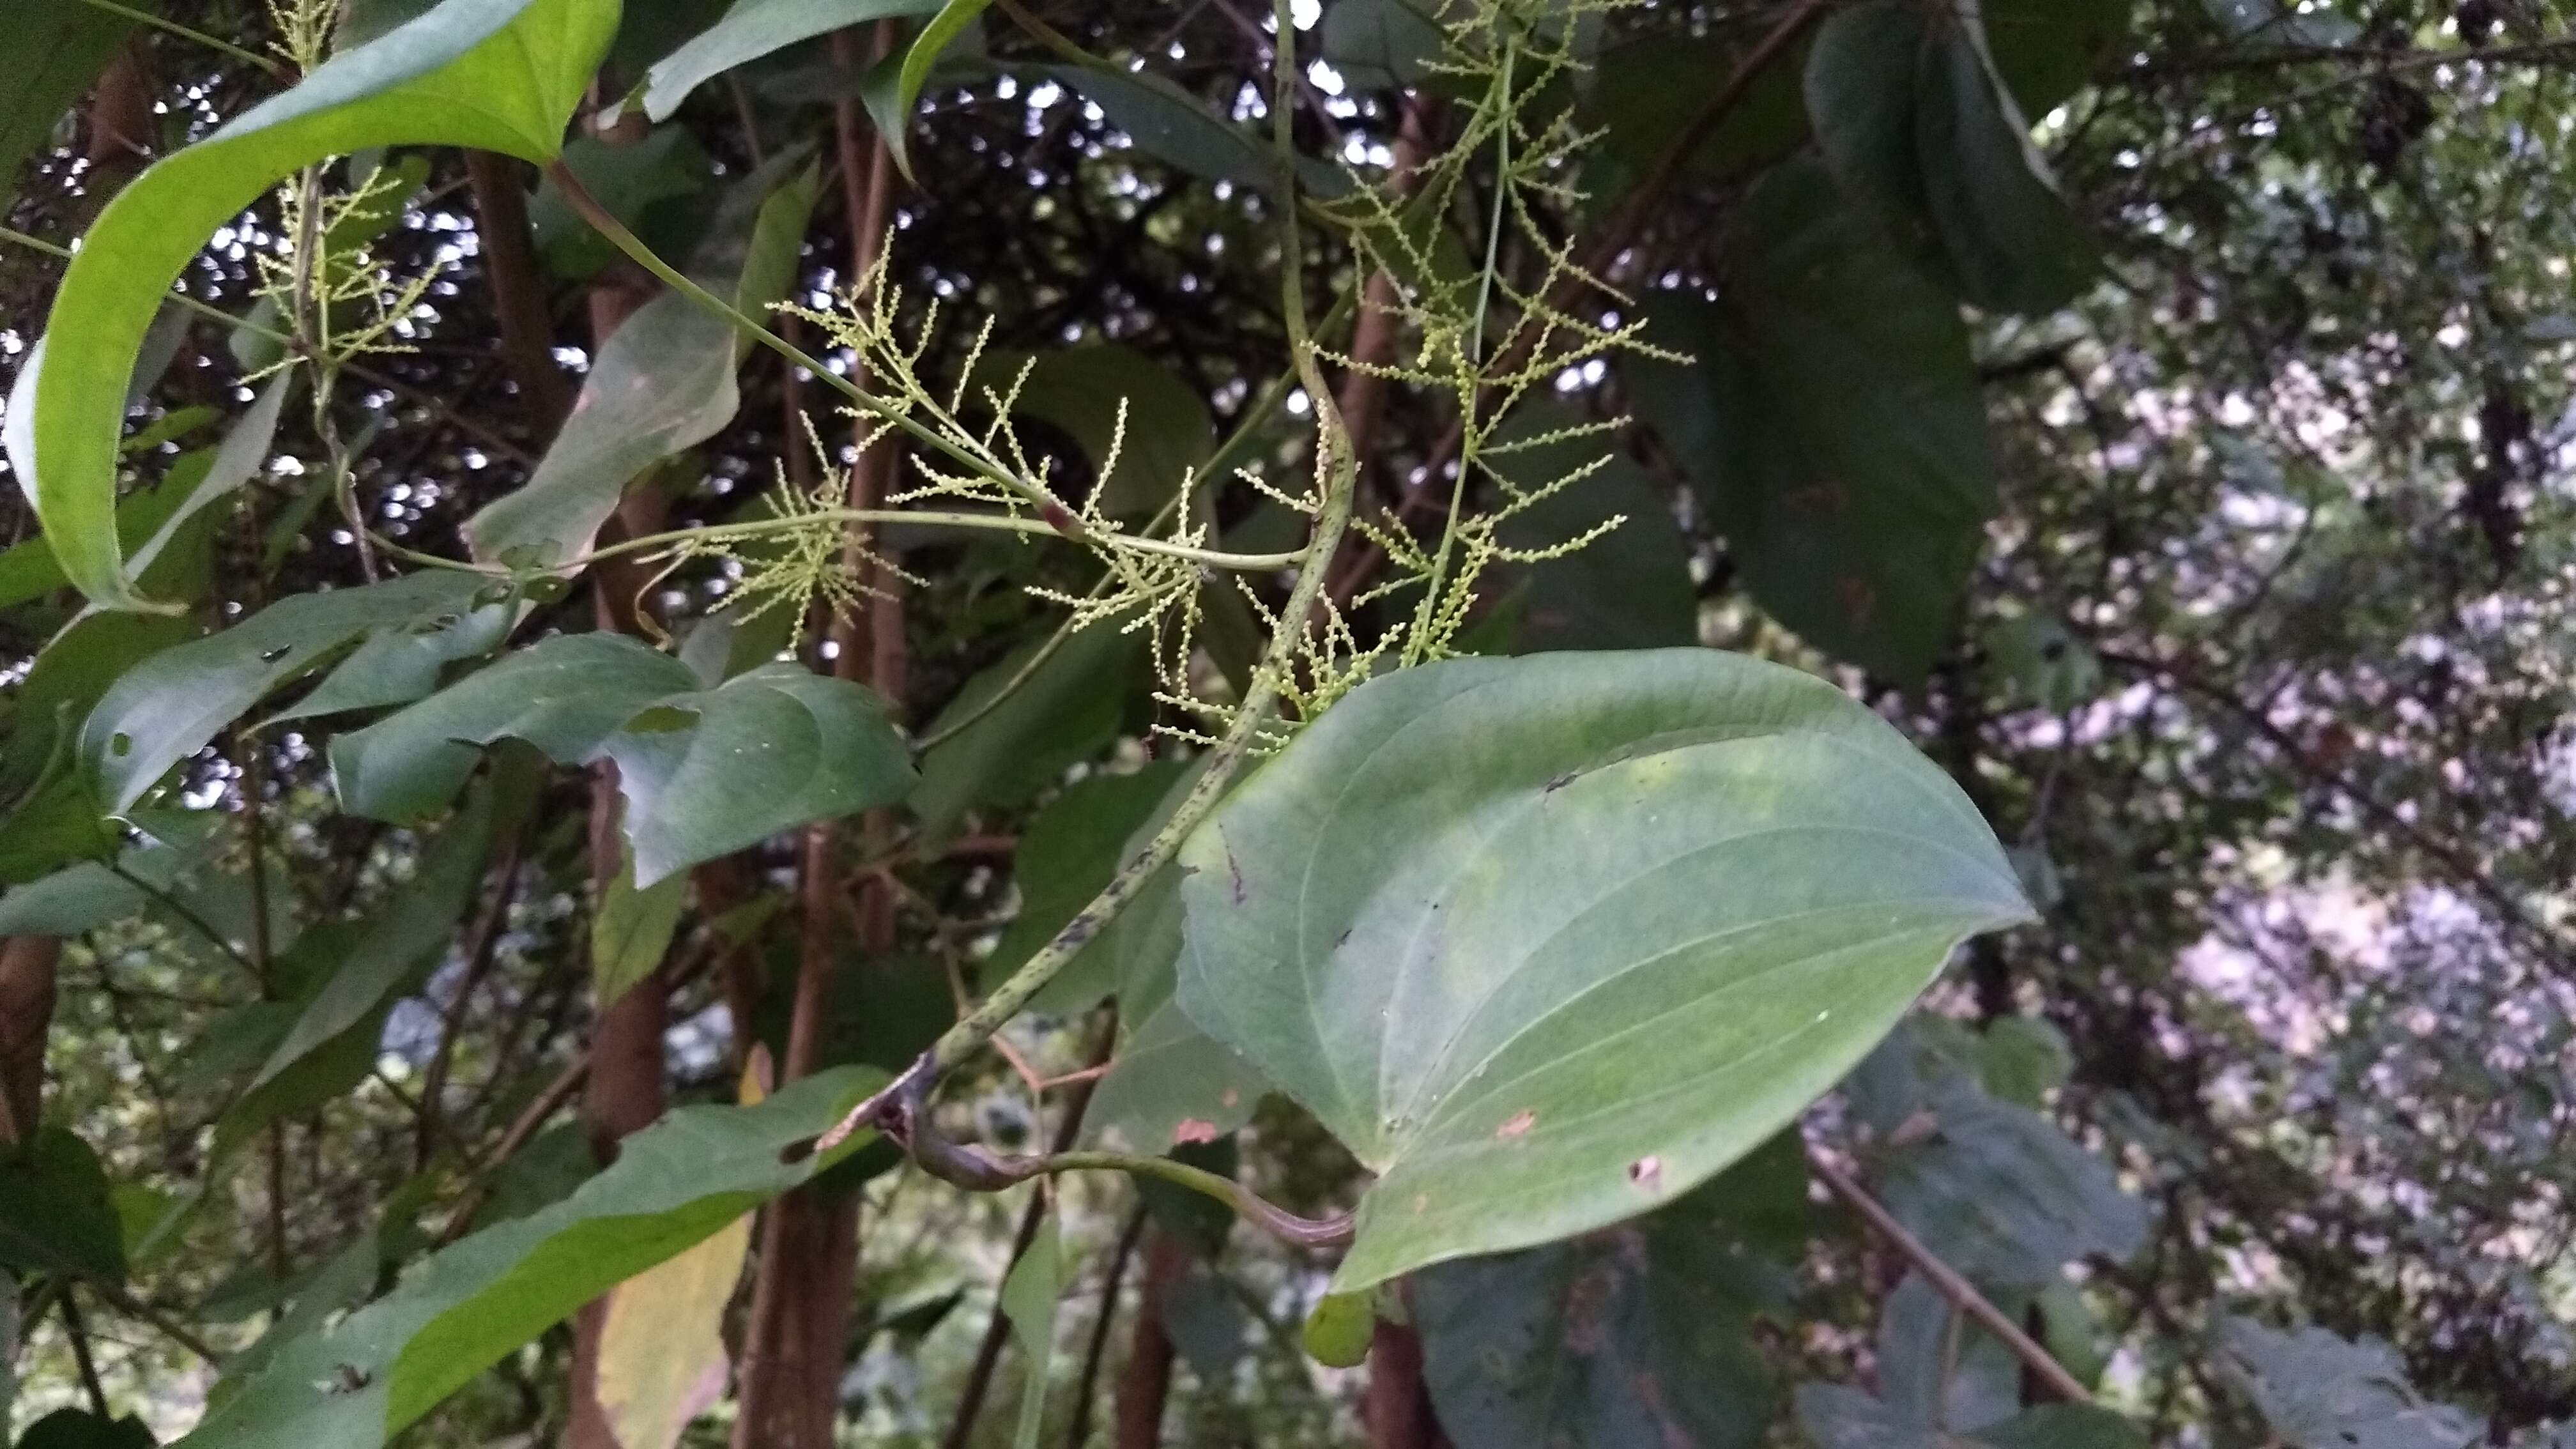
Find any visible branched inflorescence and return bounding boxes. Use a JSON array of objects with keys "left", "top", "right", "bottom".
[
  {"left": 1318, "top": 0, "right": 1686, "bottom": 668},
  {"left": 684, "top": 0, "right": 1680, "bottom": 746},
  {"left": 248, "top": 159, "right": 444, "bottom": 381}
]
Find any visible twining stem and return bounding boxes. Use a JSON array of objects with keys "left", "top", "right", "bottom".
[{"left": 816, "top": 0, "right": 1363, "bottom": 1158}]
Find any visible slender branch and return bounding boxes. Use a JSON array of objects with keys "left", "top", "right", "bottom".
[
  {"left": 415, "top": 839, "right": 526, "bottom": 1170},
  {"left": 59, "top": 1289, "right": 114, "bottom": 1417},
  {"left": 91, "top": 1282, "right": 222, "bottom": 1364},
  {"left": 108, "top": 864, "right": 261, "bottom": 984},
  {"left": 68, "top": 0, "right": 282, "bottom": 75},
  {"left": 1065, "top": 1208, "right": 1145, "bottom": 1449},
  {"left": 1807, "top": 1147, "right": 2093, "bottom": 1404}
]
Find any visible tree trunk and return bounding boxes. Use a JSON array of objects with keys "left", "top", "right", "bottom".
[
  {"left": 1112, "top": 1232, "right": 1190, "bottom": 1449},
  {"left": 0, "top": 937, "right": 60, "bottom": 1144},
  {"left": 1365, "top": 1319, "right": 1449, "bottom": 1449}
]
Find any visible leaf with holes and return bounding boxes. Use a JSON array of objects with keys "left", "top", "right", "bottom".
[{"left": 1176, "top": 649, "right": 2028, "bottom": 1287}]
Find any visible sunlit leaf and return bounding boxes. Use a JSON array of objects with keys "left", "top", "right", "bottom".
[{"left": 640, "top": 0, "right": 946, "bottom": 122}]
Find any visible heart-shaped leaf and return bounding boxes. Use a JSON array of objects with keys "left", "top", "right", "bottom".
[{"left": 1174, "top": 649, "right": 2028, "bottom": 1287}]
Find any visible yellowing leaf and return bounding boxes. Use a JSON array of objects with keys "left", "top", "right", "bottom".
[{"left": 593, "top": 1211, "right": 749, "bottom": 1449}]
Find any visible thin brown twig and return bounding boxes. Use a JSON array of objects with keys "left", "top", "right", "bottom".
[
  {"left": 1807, "top": 1146, "right": 2093, "bottom": 1404},
  {"left": 1066, "top": 1208, "right": 1147, "bottom": 1449}
]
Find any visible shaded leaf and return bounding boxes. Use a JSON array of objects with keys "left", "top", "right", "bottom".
[
  {"left": 4, "top": 0, "right": 616, "bottom": 610},
  {"left": 641, "top": 0, "right": 946, "bottom": 121},
  {"left": 884, "top": 0, "right": 997, "bottom": 181},
  {"left": 1048, "top": 65, "right": 1351, "bottom": 198},
  {"left": 1177, "top": 649, "right": 2028, "bottom": 1287},
  {"left": 1322, "top": 0, "right": 1446, "bottom": 92},
  {"left": 1487, "top": 404, "right": 1696, "bottom": 654},
  {"left": 0, "top": 1, "right": 137, "bottom": 213},
  {"left": 1415, "top": 1137, "right": 1804, "bottom": 1449},
  {"left": 999, "top": 1213, "right": 1068, "bottom": 1449},
  {"left": 15, "top": 1410, "right": 158, "bottom": 1449},
  {"left": 909, "top": 621, "right": 1147, "bottom": 839},
  {"left": 174, "top": 1068, "right": 884, "bottom": 1448},
  {"left": 1627, "top": 162, "right": 1997, "bottom": 685},
  {"left": 527, "top": 127, "right": 713, "bottom": 280},
  {"left": 0, "top": 1127, "right": 125, "bottom": 1282},
  {"left": 594, "top": 843, "right": 687, "bottom": 1008},
  {"left": 984, "top": 762, "right": 1186, "bottom": 1015}
]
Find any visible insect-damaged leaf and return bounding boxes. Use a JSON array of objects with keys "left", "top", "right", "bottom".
[{"left": 1176, "top": 649, "right": 2028, "bottom": 1288}]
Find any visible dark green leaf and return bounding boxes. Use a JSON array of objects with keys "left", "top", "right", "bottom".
[
  {"left": 1177, "top": 649, "right": 2028, "bottom": 1287},
  {"left": 331, "top": 632, "right": 696, "bottom": 823},
  {"left": 1627, "top": 162, "right": 1997, "bottom": 685},
  {"left": 528, "top": 127, "right": 713, "bottom": 280},
  {"left": 1, "top": 613, "right": 197, "bottom": 804},
  {"left": 969, "top": 345, "right": 1215, "bottom": 517},
  {"left": 83, "top": 569, "right": 493, "bottom": 813},
  {"left": 1486, "top": 404, "right": 1696, "bottom": 654},
  {"left": 909, "top": 620, "right": 1147, "bottom": 839},
  {"left": 1873, "top": 1072, "right": 2149, "bottom": 1292},
  {"left": 3, "top": 0, "right": 616, "bottom": 611},
  {"left": 983, "top": 762, "right": 1186, "bottom": 1014},
  {"left": 999, "top": 1213, "right": 1067, "bottom": 1449},
  {"left": 601, "top": 663, "right": 912, "bottom": 884},
  {"left": 883, "top": 0, "right": 997, "bottom": 181},
  {"left": 594, "top": 843, "right": 686, "bottom": 1008},
  {"left": 1047, "top": 65, "right": 1351, "bottom": 198},
  {"left": 640, "top": 0, "right": 946, "bottom": 121},
  {"left": 0, "top": 812, "right": 222, "bottom": 936},
  {"left": 1321, "top": 0, "right": 1445, "bottom": 92},
  {"left": 1415, "top": 1140, "right": 1802, "bottom": 1449},
  {"left": 1973, "top": 1404, "right": 2152, "bottom": 1449},
  {"left": 16, "top": 1409, "right": 158, "bottom": 1449},
  {"left": 0, "top": 1, "right": 136, "bottom": 214},
  {"left": 1982, "top": 0, "right": 2129, "bottom": 119},
  {"left": 2221, "top": 1317, "right": 2485, "bottom": 1449},
  {"left": 174, "top": 1069, "right": 884, "bottom": 1448},
  {"left": 0, "top": 1127, "right": 125, "bottom": 1281}
]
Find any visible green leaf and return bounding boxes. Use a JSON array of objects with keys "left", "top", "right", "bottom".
[
  {"left": 1048, "top": 65, "right": 1351, "bottom": 198},
  {"left": 1177, "top": 650, "right": 2027, "bottom": 1288},
  {"left": 594, "top": 843, "right": 687, "bottom": 1008},
  {"left": 0, "top": 1127, "right": 126, "bottom": 1282},
  {"left": 909, "top": 620, "right": 1148, "bottom": 839},
  {"left": 1579, "top": 27, "right": 1812, "bottom": 212},
  {"left": 1878, "top": 1272, "right": 2021, "bottom": 1434},
  {"left": 640, "top": 0, "right": 946, "bottom": 121},
  {"left": 331, "top": 632, "right": 697, "bottom": 823},
  {"left": 1627, "top": 162, "right": 1998, "bottom": 686},
  {"left": 1971, "top": 1014, "right": 2073, "bottom": 1108},
  {"left": 527, "top": 127, "right": 713, "bottom": 280},
  {"left": 1486, "top": 404, "right": 1696, "bottom": 655},
  {"left": 601, "top": 663, "right": 913, "bottom": 884},
  {"left": 1321, "top": 0, "right": 1445, "bottom": 92},
  {"left": 1805, "top": 1, "right": 2094, "bottom": 316},
  {"left": 213, "top": 788, "right": 497, "bottom": 1156},
  {"left": 0, "top": 1, "right": 137, "bottom": 213},
  {"left": 270, "top": 594, "right": 516, "bottom": 723},
  {"left": 884, "top": 0, "right": 997, "bottom": 181},
  {"left": 969, "top": 345, "right": 1215, "bottom": 518},
  {"left": 0, "top": 811, "right": 223, "bottom": 936},
  {"left": 174, "top": 1068, "right": 882, "bottom": 1448},
  {"left": 1982, "top": 0, "right": 2129, "bottom": 121},
  {"left": 1871, "top": 1069, "right": 2149, "bottom": 1292},
  {"left": 467, "top": 157, "right": 817, "bottom": 564},
  {"left": 1, "top": 613, "right": 199, "bottom": 805},
  {"left": 3, "top": 0, "right": 617, "bottom": 612},
  {"left": 999, "top": 1213, "right": 1068, "bottom": 1449},
  {"left": 1797, "top": 1387, "right": 2148, "bottom": 1448},
  {"left": 1301, "top": 1291, "right": 1375, "bottom": 1368},
  {"left": 2221, "top": 1317, "right": 2485, "bottom": 1449},
  {"left": 1084, "top": 999, "right": 1267, "bottom": 1156},
  {"left": 16, "top": 1409, "right": 158, "bottom": 1449},
  {"left": 82, "top": 569, "right": 494, "bottom": 815},
  {"left": 1974, "top": 1404, "right": 2152, "bottom": 1449},
  {"left": 983, "top": 762, "right": 1186, "bottom": 1015},
  {"left": 0, "top": 395, "right": 279, "bottom": 612},
  {"left": 333, "top": 635, "right": 908, "bottom": 884},
  {"left": 1414, "top": 1136, "right": 1802, "bottom": 1449}
]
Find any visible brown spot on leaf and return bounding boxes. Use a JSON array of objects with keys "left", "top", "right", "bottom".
[
  {"left": 1172, "top": 1119, "right": 1220, "bottom": 1146},
  {"left": 1225, "top": 847, "right": 1246, "bottom": 905},
  {"left": 1627, "top": 1155, "right": 1662, "bottom": 1190},
  {"left": 1496, "top": 1109, "right": 1537, "bottom": 1140}
]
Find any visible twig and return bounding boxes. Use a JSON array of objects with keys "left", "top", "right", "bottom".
[
  {"left": 91, "top": 1282, "right": 222, "bottom": 1364},
  {"left": 415, "top": 839, "right": 526, "bottom": 1169},
  {"left": 59, "top": 1287, "right": 113, "bottom": 1417},
  {"left": 1807, "top": 1146, "right": 2092, "bottom": 1404},
  {"left": 1066, "top": 1208, "right": 1147, "bottom": 1449}
]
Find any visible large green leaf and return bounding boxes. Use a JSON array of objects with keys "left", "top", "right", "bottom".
[
  {"left": 0, "top": 1, "right": 137, "bottom": 211},
  {"left": 1797, "top": 1388, "right": 2149, "bottom": 1448},
  {"left": 982, "top": 762, "right": 1186, "bottom": 1014},
  {"left": 1048, "top": 65, "right": 1351, "bottom": 198},
  {"left": 1626, "top": 161, "right": 1997, "bottom": 686},
  {"left": 880, "top": 0, "right": 995, "bottom": 180},
  {"left": 1806, "top": 1, "right": 2094, "bottom": 316},
  {"left": 640, "top": 0, "right": 946, "bottom": 121},
  {"left": 999, "top": 1214, "right": 1068, "bottom": 1449},
  {"left": 1414, "top": 1133, "right": 1804, "bottom": 1449},
  {"left": 213, "top": 788, "right": 498, "bottom": 1156},
  {"left": 1176, "top": 650, "right": 2028, "bottom": 1287},
  {"left": 525, "top": 126, "right": 714, "bottom": 281},
  {"left": 16, "top": 1409, "right": 158, "bottom": 1449},
  {"left": 0, "top": 613, "right": 198, "bottom": 806},
  {"left": 0, "top": 1127, "right": 126, "bottom": 1282},
  {"left": 334, "top": 634, "right": 911, "bottom": 883},
  {"left": 4, "top": 0, "right": 617, "bottom": 611},
  {"left": 175, "top": 1068, "right": 883, "bottom": 1448}
]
